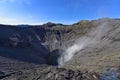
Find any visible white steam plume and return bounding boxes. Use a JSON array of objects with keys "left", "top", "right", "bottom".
[{"left": 58, "top": 22, "right": 112, "bottom": 66}]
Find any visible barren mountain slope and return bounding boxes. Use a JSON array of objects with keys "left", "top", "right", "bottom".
[
  {"left": 0, "top": 18, "right": 120, "bottom": 80},
  {"left": 62, "top": 19, "right": 120, "bottom": 72}
]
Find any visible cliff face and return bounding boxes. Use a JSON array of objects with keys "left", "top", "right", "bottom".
[{"left": 0, "top": 18, "right": 120, "bottom": 80}]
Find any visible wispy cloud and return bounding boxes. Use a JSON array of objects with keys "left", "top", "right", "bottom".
[
  {"left": 0, "top": 0, "right": 32, "bottom": 5},
  {"left": 25, "top": 1, "right": 31, "bottom": 5},
  {"left": 0, "top": 17, "right": 42, "bottom": 25},
  {"left": 96, "top": 6, "right": 108, "bottom": 18},
  {"left": 0, "top": 0, "right": 16, "bottom": 3}
]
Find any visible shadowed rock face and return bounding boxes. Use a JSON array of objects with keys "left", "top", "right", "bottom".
[
  {"left": 0, "top": 71, "right": 4, "bottom": 78},
  {"left": 0, "top": 23, "right": 73, "bottom": 65},
  {"left": 0, "top": 18, "right": 120, "bottom": 80},
  {"left": 46, "top": 49, "right": 64, "bottom": 66}
]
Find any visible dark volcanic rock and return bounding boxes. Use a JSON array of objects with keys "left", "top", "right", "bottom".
[
  {"left": 46, "top": 49, "right": 64, "bottom": 66},
  {"left": 0, "top": 71, "right": 5, "bottom": 79},
  {"left": 0, "top": 66, "right": 101, "bottom": 80},
  {"left": 0, "top": 18, "right": 120, "bottom": 80}
]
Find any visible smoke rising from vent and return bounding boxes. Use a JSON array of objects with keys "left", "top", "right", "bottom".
[{"left": 58, "top": 22, "right": 113, "bottom": 66}]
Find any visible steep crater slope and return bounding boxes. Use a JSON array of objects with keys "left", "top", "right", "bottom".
[
  {"left": 0, "top": 18, "right": 120, "bottom": 80},
  {"left": 0, "top": 20, "right": 93, "bottom": 65},
  {"left": 62, "top": 19, "right": 120, "bottom": 72}
]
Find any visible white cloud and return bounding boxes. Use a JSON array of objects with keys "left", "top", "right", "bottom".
[
  {"left": 25, "top": 1, "right": 31, "bottom": 5},
  {"left": 0, "top": 0, "right": 32, "bottom": 5},
  {"left": 0, "top": 0, "right": 15, "bottom": 3},
  {"left": 0, "top": 17, "right": 42, "bottom": 25},
  {"left": 95, "top": 5, "right": 110, "bottom": 19}
]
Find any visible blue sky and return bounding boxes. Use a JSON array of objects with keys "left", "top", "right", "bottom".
[{"left": 0, "top": 0, "right": 120, "bottom": 25}]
